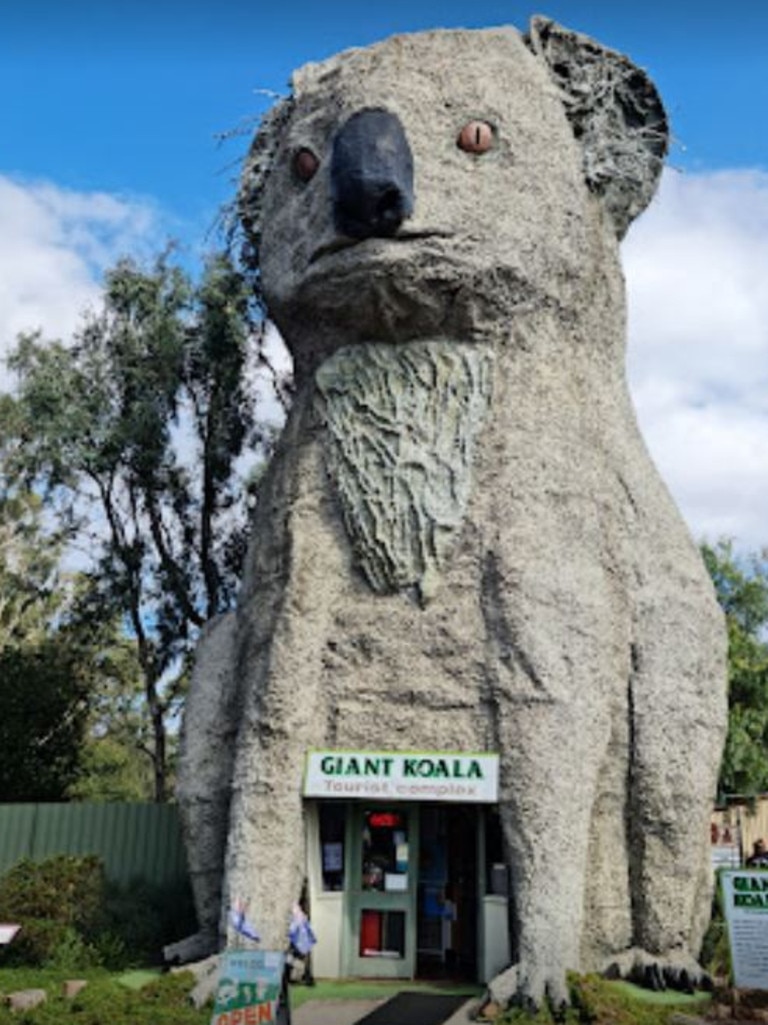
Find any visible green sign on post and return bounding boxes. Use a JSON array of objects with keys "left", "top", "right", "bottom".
[
  {"left": 211, "top": 950, "right": 286, "bottom": 1025},
  {"left": 722, "top": 870, "right": 768, "bottom": 989}
]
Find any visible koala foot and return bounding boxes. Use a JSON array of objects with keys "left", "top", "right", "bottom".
[
  {"left": 488, "top": 960, "right": 570, "bottom": 1014},
  {"left": 602, "top": 946, "right": 712, "bottom": 994},
  {"left": 162, "top": 929, "right": 219, "bottom": 967}
]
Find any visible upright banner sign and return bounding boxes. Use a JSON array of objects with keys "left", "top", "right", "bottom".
[
  {"left": 303, "top": 750, "right": 499, "bottom": 803},
  {"left": 211, "top": 950, "right": 285, "bottom": 1025},
  {"left": 722, "top": 870, "right": 768, "bottom": 989}
]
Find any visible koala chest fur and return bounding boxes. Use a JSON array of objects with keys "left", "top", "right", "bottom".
[{"left": 174, "top": 17, "right": 728, "bottom": 1009}]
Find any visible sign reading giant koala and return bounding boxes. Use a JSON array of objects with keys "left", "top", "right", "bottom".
[{"left": 174, "top": 18, "right": 728, "bottom": 1008}]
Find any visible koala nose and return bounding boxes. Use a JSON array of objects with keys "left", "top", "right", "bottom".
[{"left": 330, "top": 108, "right": 414, "bottom": 239}]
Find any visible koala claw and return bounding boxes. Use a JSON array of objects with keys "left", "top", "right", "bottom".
[{"left": 602, "top": 946, "right": 710, "bottom": 994}]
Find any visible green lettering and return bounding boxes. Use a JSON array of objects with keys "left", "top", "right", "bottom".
[
  {"left": 736, "top": 893, "right": 768, "bottom": 908},
  {"left": 467, "top": 760, "right": 483, "bottom": 779},
  {"left": 418, "top": 758, "right": 434, "bottom": 777},
  {"left": 364, "top": 758, "right": 381, "bottom": 776},
  {"left": 433, "top": 760, "right": 449, "bottom": 779},
  {"left": 346, "top": 757, "right": 361, "bottom": 776},
  {"left": 403, "top": 758, "right": 418, "bottom": 777},
  {"left": 320, "top": 756, "right": 338, "bottom": 775}
]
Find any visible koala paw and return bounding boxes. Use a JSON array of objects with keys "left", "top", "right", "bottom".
[
  {"left": 489, "top": 960, "right": 570, "bottom": 1014},
  {"left": 602, "top": 946, "right": 712, "bottom": 993}
]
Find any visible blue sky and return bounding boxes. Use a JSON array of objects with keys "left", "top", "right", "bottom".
[
  {"left": 3, "top": 1, "right": 767, "bottom": 242},
  {"left": 2, "top": 1, "right": 768, "bottom": 548}
]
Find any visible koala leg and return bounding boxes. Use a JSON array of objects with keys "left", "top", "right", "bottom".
[
  {"left": 618, "top": 562, "right": 727, "bottom": 987},
  {"left": 497, "top": 692, "right": 612, "bottom": 1009},
  {"left": 170, "top": 613, "right": 241, "bottom": 960},
  {"left": 485, "top": 534, "right": 623, "bottom": 1009}
]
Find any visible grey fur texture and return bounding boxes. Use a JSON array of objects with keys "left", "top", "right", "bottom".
[{"left": 175, "top": 18, "right": 727, "bottom": 1008}]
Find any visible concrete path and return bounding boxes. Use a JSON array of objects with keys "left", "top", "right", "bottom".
[
  {"left": 291, "top": 994, "right": 480, "bottom": 1025},
  {"left": 291, "top": 996, "right": 386, "bottom": 1025}
]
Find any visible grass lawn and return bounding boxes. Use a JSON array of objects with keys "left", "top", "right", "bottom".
[
  {"left": 0, "top": 966, "right": 714, "bottom": 1023},
  {"left": 0, "top": 968, "right": 210, "bottom": 1024}
]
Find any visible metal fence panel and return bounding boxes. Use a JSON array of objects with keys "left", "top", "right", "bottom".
[
  {"left": 0, "top": 803, "right": 189, "bottom": 889},
  {"left": 0, "top": 804, "right": 37, "bottom": 874}
]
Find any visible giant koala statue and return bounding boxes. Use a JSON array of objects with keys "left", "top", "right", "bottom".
[{"left": 173, "top": 17, "right": 728, "bottom": 1008}]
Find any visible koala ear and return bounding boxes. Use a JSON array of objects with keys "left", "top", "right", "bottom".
[{"left": 525, "top": 16, "right": 668, "bottom": 238}]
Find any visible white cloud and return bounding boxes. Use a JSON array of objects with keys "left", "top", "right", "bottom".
[
  {"left": 2, "top": 168, "right": 766, "bottom": 552},
  {"left": 625, "top": 169, "right": 768, "bottom": 552},
  {"left": 0, "top": 175, "right": 163, "bottom": 387}
]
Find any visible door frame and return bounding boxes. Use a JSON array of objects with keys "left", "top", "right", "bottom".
[{"left": 342, "top": 803, "right": 420, "bottom": 978}]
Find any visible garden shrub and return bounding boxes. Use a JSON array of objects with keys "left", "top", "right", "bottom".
[
  {"left": 0, "top": 855, "right": 105, "bottom": 932},
  {"left": 101, "top": 876, "right": 197, "bottom": 967},
  {"left": 0, "top": 855, "right": 198, "bottom": 971},
  {"left": 0, "top": 856, "right": 106, "bottom": 968}
]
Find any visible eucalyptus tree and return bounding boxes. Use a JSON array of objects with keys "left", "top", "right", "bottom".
[
  {"left": 702, "top": 539, "right": 768, "bottom": 797},
  {"left": 3, "top": 253, "right": 269, "bottom": 801}
]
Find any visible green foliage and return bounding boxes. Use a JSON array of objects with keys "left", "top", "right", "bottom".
[
  {"left": 100, "top": 877, "right": 198, "bottom": 969},
  {"left": 0, "top": 856, "right": 197, "bottom": 972},
  {"left": 0, "top": 856, "right": 105, "bottom": 968},
  {"left": 0, "top": 477, "right": 98, "bottom": 800},
  {"left": 1, "top": 251, "right": 270, "bottom": 801},
  {"left": 0, "top": 485, "right": 65, "bottom": 650},
  {"left": 67, "top": 736, "right": 153, "bottom": 802},
  {"left": 0, "top": 641, "right": 90, "bottom": 800},
  {"left": 701, "top": 539, "right": 768, "bottom": 795},
  {"left": 700, "top": 874, "right": 730, "bottom": 980}
]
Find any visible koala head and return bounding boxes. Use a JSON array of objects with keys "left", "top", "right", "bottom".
[{"left": 240, "top": 18, "right": 667, "bottom": 376}]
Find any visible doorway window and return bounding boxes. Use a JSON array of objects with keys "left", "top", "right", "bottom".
[{"left": 361, "top": 809, "right": 409, "bottom": 892}]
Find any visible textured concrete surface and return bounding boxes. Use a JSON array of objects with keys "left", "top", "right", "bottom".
[{"left": 176, "top": 16, "right": 728, "bottom": 1008}]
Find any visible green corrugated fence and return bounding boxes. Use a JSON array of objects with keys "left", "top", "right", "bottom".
[{"left": 0, "top": 802, "right": 189, "bottom": 889}]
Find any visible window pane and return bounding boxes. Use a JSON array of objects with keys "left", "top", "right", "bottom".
[
  {"left": 319, "top": 802, "right": 346, "bottom": 891},
  {"left": 361, "top": 809, "right": 409, "bottom": 891},
  {"left": 359, "top": 909, "right": 406, "bottom": 958}
]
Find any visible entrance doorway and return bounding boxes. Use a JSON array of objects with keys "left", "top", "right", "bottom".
[
  {"left": 417, "top": 805, "right": 478, "bottom": 980},
  {"left": 342, "top": 803, "right": 478, "bottom": 980},
  {"left": 345, "top": 804, "right": 418, "bottom": 978}
]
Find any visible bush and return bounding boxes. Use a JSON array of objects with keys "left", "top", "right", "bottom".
[
  {"left": 0, "top": 855, "right": 198, "bottom": 971},
  {"left": 0, "top": 855, "right": 105, "bottom": 934},
  {"left": 101, "top": 877, "right": 197, "bottom": 968},
  {"left": 2, "top": 919, "right": 100, "bottom": 971},
  {"left": 0, "top": 856, "right": 106, "bottom": 968}
]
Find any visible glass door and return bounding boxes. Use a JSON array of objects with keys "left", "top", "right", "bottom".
[{"left": 344, "top": 805, "right": 419, "bottom": 978}]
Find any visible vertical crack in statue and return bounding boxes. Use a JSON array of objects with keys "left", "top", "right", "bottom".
[{"left": 170, "top": 17, "right": 728, "bottom": 1010}]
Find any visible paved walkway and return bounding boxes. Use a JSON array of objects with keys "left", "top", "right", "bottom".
[
  {"left": 291, "top": 994, "right": 480, "bottom": 1025},
  {"left": 292, "top": 997, "right": 386, "bottom": 1025}
]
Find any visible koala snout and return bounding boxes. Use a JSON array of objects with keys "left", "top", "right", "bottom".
[{"left": 330, "top": 107, "right": 414, "bottom": 239}]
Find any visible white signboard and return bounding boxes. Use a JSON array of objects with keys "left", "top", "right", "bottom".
[
  {"left": 722, "top": 870, "right": 768, "bottom": 989},
  {"left": 0, "top": 924, "right": 20, "bottom": 945},
  {"left": 211, "top": 949, "right": 286, "bottom": 1025},
  {"left": 303, "top": 750, "right": 499, "bottom": 803}
]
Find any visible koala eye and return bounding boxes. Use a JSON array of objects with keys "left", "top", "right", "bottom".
[
  {"left": 457, "top": 120, "right": 495, "bottom": 154},
  {"left": 293, "top": 147, "right": 320, "bottom": 182}
]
